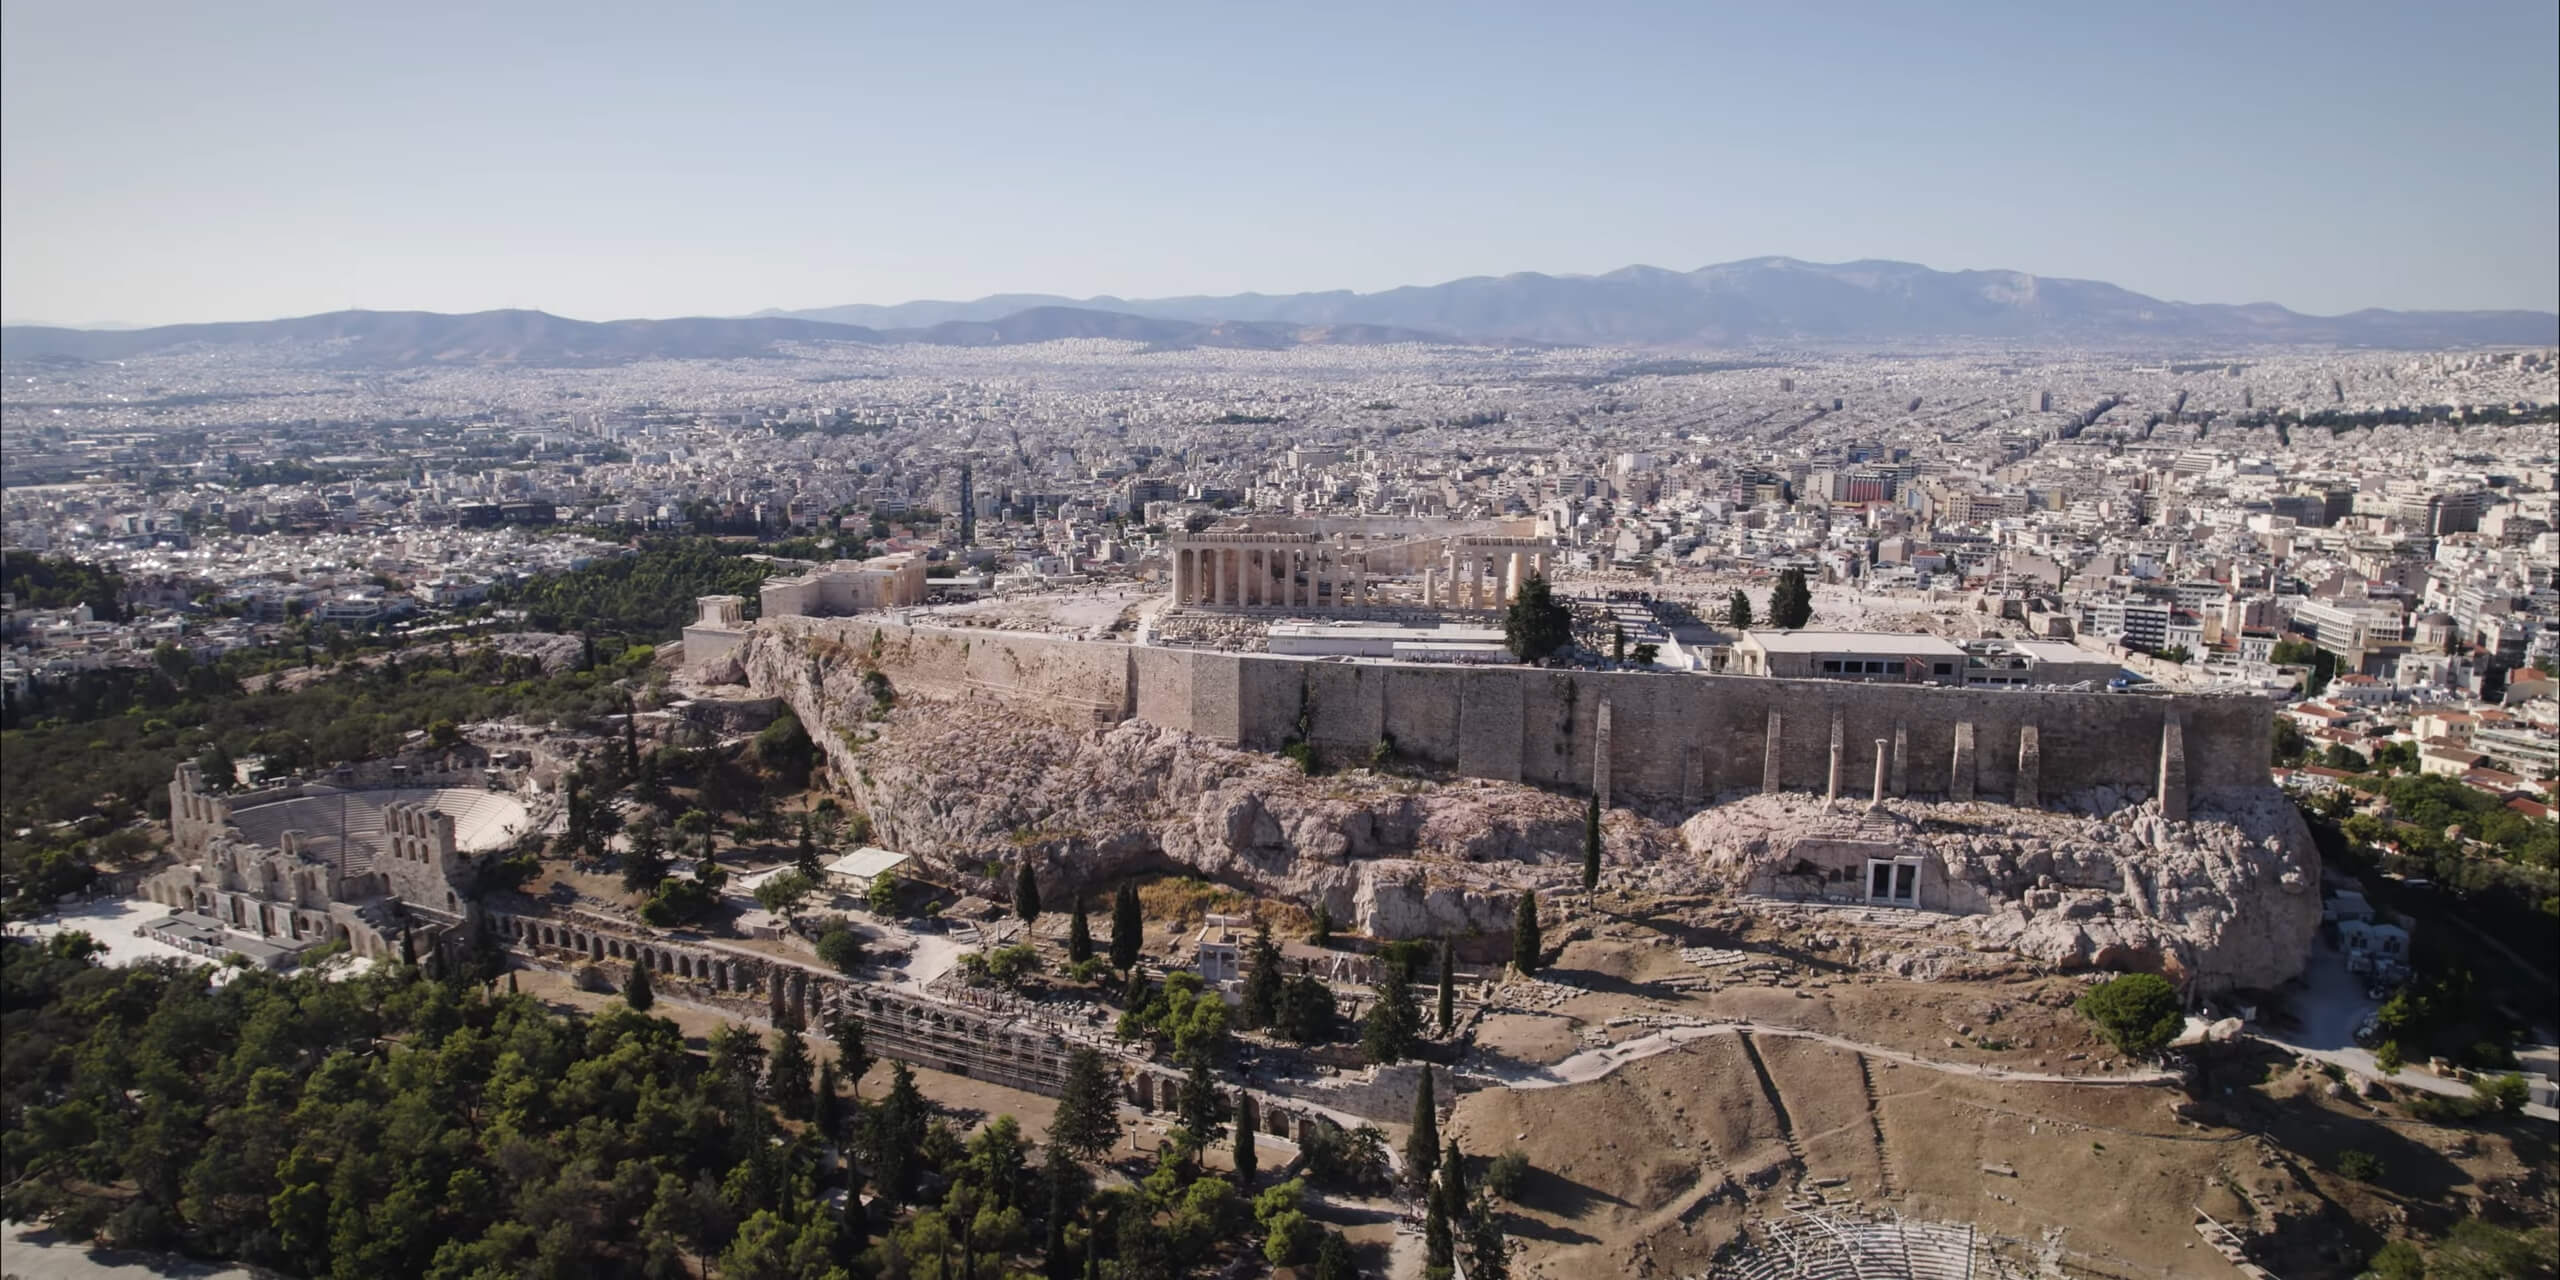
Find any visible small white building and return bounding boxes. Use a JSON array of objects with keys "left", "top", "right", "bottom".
[
  {"left": 1191, "top": 912, "right": 1247, "bottom": 985},
  {"left": 824, "top": 847, "right": 912, "bottom": 895}
]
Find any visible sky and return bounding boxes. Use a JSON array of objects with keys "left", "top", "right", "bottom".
[{"left": 5, "top": 0, "right": 2556, "bottom": 327}]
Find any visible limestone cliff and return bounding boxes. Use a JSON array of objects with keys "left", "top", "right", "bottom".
[{"left": 1680, "top": 792, "right": 2322, "bottom": 991}]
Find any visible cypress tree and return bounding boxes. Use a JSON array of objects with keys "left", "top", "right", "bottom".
[
  {"left": 1423, "top": 1176, "right": 1454, "bottom": 1269},
  {"left": 1234, "top": 1092, "right": 1259, "bottom": 1186},
  {"left": 795, "top": 813, "right": 822, "bottom": 879},
  {"left": 1441, "top": 1137, "right": 1469, "bottom": 1206},
  {"left": 1242, "top": 922, "right": 1284, "bottom": 1030},
  {"left": 1512, "top": 892, "right": 1542, "bottom": 976},
  {"left": 1067, "top": 897, "right": 1094, "bottom": 964},
  {"left": 1582, "top": 792, "right": 1602, "bottom": 897},
  {"left": 400, "top": 928, "right": 417, "bottom": 968},
  {"left": 1770, "top": 567, "right": 1814, "bottom": 629},
  {"left": 1436, "top": 937, "right": 1456, "bottom": 1035},
  {"left": 1110, "top": 881, "right": 1142, "bottom": 971},
  {"left": 626, "top": 958, "right": 655, "bottom": 1011},
  {"left": 1310, "top": 902, "right": 1333, "bottom": 947},
  {"left": 1015, "top": 859, "right": 1043, "bottom": 925},
  {"left": 1406, "top": 1066, "right": 1440, "bottom": 1194},
  {"left": 1728, "top": 588, "right": 1754, "bottom": 630}
]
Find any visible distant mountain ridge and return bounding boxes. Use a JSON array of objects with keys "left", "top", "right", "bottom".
[
  {"left": 0, "top": 306, "right": 1453, "bottom": 367},
  {"left": 9, "top": 257, "right": 2551, "bottom": 367},
  {"left": 767, "top": 256, "right": 2560, "bottom": 348}
]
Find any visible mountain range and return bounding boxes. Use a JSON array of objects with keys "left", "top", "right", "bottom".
[
  {"left": 767, "top": 257, "right": 2559, "bottom": 349},
  {"left": 0, "top": 306, "right": 1446, "bottom": 367},
  {"left": 6, "top": 258, "right": 2551, "bottom": 367}
]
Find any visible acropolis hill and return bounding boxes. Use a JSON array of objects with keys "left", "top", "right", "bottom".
[{"left": 686, "top": 580, "right": 2320, "bottom": 991}]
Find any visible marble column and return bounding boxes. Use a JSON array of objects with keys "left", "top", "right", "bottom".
[{"left": 1868, "top": 739, "right": 1888, "bottom": 813}]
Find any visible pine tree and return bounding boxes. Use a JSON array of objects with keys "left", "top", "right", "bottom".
[
  {"left": 1436, "top": 937, "right": 1456, "bottom": 1035},
  {"left": 1363, "top": 967, "right": 1419, "bottom": 1065},
  {"left": 1501, "top": 574, "right": 1573, "bottom": 663},
  {"left": 1049, "top": 1047, "right": 1122, "bottom": 1160},
  {"left": 1242, "top": 922, "right": 1284, "bottom": 1030},
  {"left": 768, "top": 1028, "right": 815, "bottom": 1119},
  {"left": 827, "top": 1012, "right": 871, "bottom": 1084},
  {"left": 1067, "top": 897, "right": 1093, "bottom": 964},
  {"left": 1512, "top": 892, "right": 1543, "bottom": 976},
  {"left": 1015, "top": 860, "right": 1042, "bottom": 925},
  {"left": 626, "top": 958, "right": 655, "bottom": 1010},
  {"left": 1582, "top": 792, "right": 1602, "bottom": 897},
  {"left": 1233, "top": 1092, "right": 1259, "bottom": 1186},
  {"left": 1406, "top": 1066, "right": 1440, "bottom": 1194},
  {"left": 1728, "top": 588, "right": 1754, "bottom": 630},
  {"left": 1177, "top": 1052, "right": 1230, "bottom": 1148},
  {"left": 1110, "top": 881, "right": 1142, "bottom": 971},
  {"left": 1770, "top": 567, "right": 1814, "bottom": 629}
]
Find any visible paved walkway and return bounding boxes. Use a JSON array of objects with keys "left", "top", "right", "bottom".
[
  {"left": 0, "top": 1224, "right": 275, "bottom": 1280},
  {"left": 1490, "top": 1021, "right": 2183, "bottom": 1090},
  {"left": 2247, "top": 940, "right": 2559, "bottom": 1123}
]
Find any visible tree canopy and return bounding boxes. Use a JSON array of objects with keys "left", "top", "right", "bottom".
[{"left": 1501, "top": 575, "right": 1573, "bottom": 663}]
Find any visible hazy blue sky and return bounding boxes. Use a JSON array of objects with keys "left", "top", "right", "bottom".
[{"left": 5, "top": 0, "right": 2555, "bottom": 326}]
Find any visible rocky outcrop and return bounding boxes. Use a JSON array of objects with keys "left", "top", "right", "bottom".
[
  {"left": 1681, "top": 791, "right": 2321, "bottom": 991},
  {"left": 815, "top": 694, "right": 1682, "bottom": 938}
]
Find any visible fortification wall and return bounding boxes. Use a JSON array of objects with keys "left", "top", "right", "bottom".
[{"left": 740, "top": 618, "right": 2273, "bottom": 811}]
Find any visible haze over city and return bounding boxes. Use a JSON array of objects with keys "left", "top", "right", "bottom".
[{"left": 5, "top": 0, "right": 2557, "bottom": 327}]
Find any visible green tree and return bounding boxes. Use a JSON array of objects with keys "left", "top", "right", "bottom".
[
  {"left": 1582, "top": 792, "right": 1602, "bottom": 896},
  {"left": 767, "top": 1029, "right": 814, "bottom": 1119},
  {"left": 622, "top": 814, "right": 671, "bottom": 895},
  {"left": 1769, "top": 567, "right": 1814, "bottom": 629},
  {"left": 1110, "top": 881, "right": 1143, "bottom": 971},
  {"left": 1728, "top": 588, "right": 1754, "bottom": 629},
  {"left": 1406, "top": 1067, "right": 1440, "bottom": 1195},
  {"left": 2365, "top": 1239, "right": 2424, "bottom": 1280},
  {"left": 2075, "top": 973, "right": 2183, "bottom": 1057},
  {"left": 815, "top": 927, "right": 865, "bottom": 975},
  {"left": 1512, "top": 892, "right": 1543, "bottom": 975},
  {"left": 1233, "top": 1092, "right": 1259, "bottom": 1187},
  {"left": 625, "top": 958, "right": 655, "bottom": 1010},
  {"left": 1423, "top": 1179, "right": 1455, "bottom": 1272},
  {"left": 1049, "top": 1047, "right": 1122, "bottom": 1161},
  {"left": 1313, "top": 1231, "right": 1359, "bottom": 1280},
  {"left": 1310, "top": 902, "right": 1334, "bottom": 947},
  {"left": 1501, "top": 575, "right": 1573, "bottom": 663},
  {"left": 1176, "top": 1053, "right": 1230, "bottom": 1149},
  {"left": 1241, "top": 922, "right": 1284, "bottom": 1030},
  {"left": 1462, "top": 1190, "right": 1512, "bottom": 1280},
  {"left": 826, "top": 1012, "right": 871, "bottom": 1082},
  {"left": 1015, "top": 860, "right": 1043, "bottom": 925},
  {"left": 1363, "top": 965, "right": 1420, "bottom": 1066},
  {"left": 1067, "top": 897, "right": 1094, "bottom": 965},
  {"left": 1277, "top": 973, "right": 1339, "bottom": 1044},
  {"left": 753, "top": 869, "right": 818, "bottom": 922}
]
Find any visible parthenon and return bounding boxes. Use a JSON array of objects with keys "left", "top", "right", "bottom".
[{"left": 1165, "top": 519, "right": 1559, "bottom": 613}]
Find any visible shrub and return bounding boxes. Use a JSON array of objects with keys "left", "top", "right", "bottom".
[
  {"left": 815, "top": 928, "right": 865, "bottom": 975},
  {"left": 2075, "top": 973, "right": 2183, "bottom": 1057},
  {"left": 2335, "top": 1149, "right": 2383, "bottom": 1182},
  {"left": 1483, "top": 1150, "right": 1530, "bottom": 1201}
]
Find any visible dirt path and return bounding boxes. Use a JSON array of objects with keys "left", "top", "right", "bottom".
[{"left": 1490, "top": 1021, "right": 2183, "bottom": 1090}]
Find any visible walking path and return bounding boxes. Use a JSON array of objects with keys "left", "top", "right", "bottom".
[{"left": 1488, "top": 1021, "right": 2183, "bottom": 1091}]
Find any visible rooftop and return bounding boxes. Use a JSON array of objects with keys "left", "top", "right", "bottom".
[{"left": 1738, "top": 630, "right": 1967, "bottom": 658}]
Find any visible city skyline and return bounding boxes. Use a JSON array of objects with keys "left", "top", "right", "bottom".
[{"left": 6, "top": 0, "right": 2557, "bottom": 327}]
